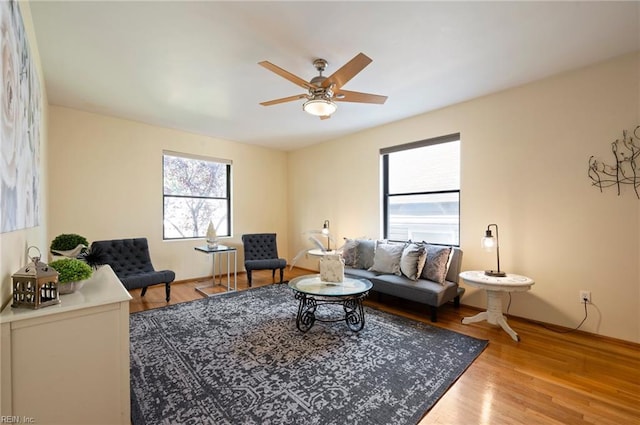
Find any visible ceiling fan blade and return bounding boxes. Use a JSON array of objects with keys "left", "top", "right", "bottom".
[
  {"left": 322, "top": 53, "right": 372, "bottom": 90},
  {"left": 335, "top": 89, "right": 387, "bottom": 104},
  {"left": 320, "top": 115, "right": 331, "bottom": 120},
  {"left": 258, "top": 61, "right": 314, "bottom": 90},
  {"left": 260, "top": 94, "right": 308, "bottom": 106}
]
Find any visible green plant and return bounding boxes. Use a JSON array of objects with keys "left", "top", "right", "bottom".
[
  {"left": 49, "top": 258, "right": 93, "bottom": 284},
  {"left": 50, "top": 233, "right": 89, "bottom": 254}
]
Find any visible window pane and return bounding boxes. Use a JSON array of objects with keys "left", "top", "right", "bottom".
[
  {"left": 387, "top": 193, "right": 459, "bottom": 245},
  {"left": 163, "top": 197, "right": 229, "bottom": 239},
  {"left": 383, "top": 136, "right": 460, "bottom": 245},
  {"left": 388, "top": 141, "right": 460, "bottom": 193},
  {"left": 163, "top": 154, "right": 227, "bottom": 197},
  {"left": 163, "top": 152, "right": 231, "bottom": 241}
]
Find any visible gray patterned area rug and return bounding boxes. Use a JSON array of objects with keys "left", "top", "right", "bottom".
[{"left": 129, "top": 284, "right": 487, "bottom": 425}]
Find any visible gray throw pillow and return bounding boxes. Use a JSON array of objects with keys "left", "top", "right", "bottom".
[
  {"left": 369, "top": 241, "right": 405, "bottom": 276},
  {"left": 341, "top": 238, "right": 359, "bottom": 267},
  {"left": 421, "top": 244, "right": 452, "bottom": 284},
  {"left": 400, "top": 243, "right": 427, "bottom": 281},
  {"left": 355, "top": 239, "right": 376, "bottom": 270}
]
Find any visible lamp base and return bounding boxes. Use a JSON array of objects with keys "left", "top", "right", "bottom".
[{"left": 485, "top": 270, "right": 507, "bottom": 277}]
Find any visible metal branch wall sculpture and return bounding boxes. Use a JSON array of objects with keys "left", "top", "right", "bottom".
[{"left": 588, "top": 125, "right": 640, "bottom": 199}]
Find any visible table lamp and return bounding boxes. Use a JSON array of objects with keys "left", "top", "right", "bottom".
[
  {"left": 321, "top": 220, "right": 331, "bottom": 251},
  {"left": 481, "top": 223, "right": 506, "bottom": 277}
]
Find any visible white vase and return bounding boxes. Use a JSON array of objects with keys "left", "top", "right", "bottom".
[
  {"left": 58, "top": 280, "right": 86, "bottom": 295},
  {"left": 320, "top": 254, "right": 345, "bottom": 283},
  {"left": 51, "top": 244, "right": 87, "bottom": 258},
  {"left": 206, "top": 221, "right": 218, "bottom": 248}
]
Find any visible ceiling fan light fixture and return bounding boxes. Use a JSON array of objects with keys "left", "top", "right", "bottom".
[{"left": 303, "top": 97, "right": 337, "bottom": 117}]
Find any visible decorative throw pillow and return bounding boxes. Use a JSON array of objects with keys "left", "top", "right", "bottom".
[
  {"left": 400, "top": 243, "right": 427, "bottom": 281},
  {"left": 368, "top": 241, "right": 405, "bottom": 276},
  {"left": 341, "top": 238, "right": 359, "bottom": 267},
  {"left": 355, "top": 239, "right": 376, "bottom": 270},
  {"left": 421, "top": 244, "right": 452, "bottom": 284}
]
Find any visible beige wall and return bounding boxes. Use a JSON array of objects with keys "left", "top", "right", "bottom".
[
  {"left": 10, "top": 1, "right": 639, "bottom": 344},
  {"left": 289, "top": 52, "right": 640, "bottom": 343},
  {"left": 47, "top": 107, "right": 289, "bottom": 281},
  {"left": 0, "top": 1, "right": 49, "bottom": 309}
]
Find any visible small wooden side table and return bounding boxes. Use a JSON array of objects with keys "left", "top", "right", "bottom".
[{"left": 459, "top": 270, "right": 534, "bottom": 342}]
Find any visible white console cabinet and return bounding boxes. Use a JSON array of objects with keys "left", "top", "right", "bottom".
[{"left": 0, "top": 265, "right": 132, "bottom": 424}]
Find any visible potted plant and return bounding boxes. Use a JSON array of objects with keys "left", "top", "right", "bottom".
[
  {"left": 50, "top": 233, "right": 89, "bottom": 258},
  {"left": 49, "top": 257, "right": 93, "bottom": 294}
]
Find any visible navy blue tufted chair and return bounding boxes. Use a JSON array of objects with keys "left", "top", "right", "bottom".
[
  {"left": 242, "top": 233, "right": 286, "bottom": 286},
  {"left": 90, "top": 238, "right": 175, "bottom": 301}
]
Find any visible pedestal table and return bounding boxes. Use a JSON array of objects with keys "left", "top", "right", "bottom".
[{"left": 459, "top": 270, "right": 534, "bottom": 342}]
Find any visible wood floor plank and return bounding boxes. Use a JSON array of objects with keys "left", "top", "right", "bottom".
[{"left": 128, "top": 267, "right": 640, "bottom": 425}]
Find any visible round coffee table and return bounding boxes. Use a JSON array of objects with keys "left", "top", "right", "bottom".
[
  {"left": 459, "top": 270, "right": 534, "bottom": 342},
  {"left": 288, "top": 274, "right": 373, "bottom": 332}
]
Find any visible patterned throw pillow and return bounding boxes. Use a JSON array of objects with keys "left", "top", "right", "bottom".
[
  {"left": 355, "top": 239, "right": 376, "bottom": 270},
  {"left": 368, "top": 241, "right": 405, "bottom": 276},
  {"left": 400, "top": 243, "right": 427, "bottom": 281},
  {"left": 341, "top": 238, "right": 359, "bottom": 267},
  {"left": 421, "top": 244, "right": 453, "bottom": 284}
]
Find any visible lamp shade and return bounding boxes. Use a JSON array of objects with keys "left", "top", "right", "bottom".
[
  {"left": 321, "top": 220, "right": 331, "bottom": 251},
  {"left": 303, "top": 98, "right": 337, "bottom": 116},
  {"left": 322, "top": 220, "right": 330, "bottom": 235},
  {"left": 481, "top": 229, "right": 496, "bottom": 251}
]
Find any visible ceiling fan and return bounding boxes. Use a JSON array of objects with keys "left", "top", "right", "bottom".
[{"left": 258, "top": 52, "right": 387, "bottom": 120}]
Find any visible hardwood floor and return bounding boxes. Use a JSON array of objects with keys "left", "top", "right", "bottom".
[{"left": 129, "top": 268, "right": 640, "bottom": 425}]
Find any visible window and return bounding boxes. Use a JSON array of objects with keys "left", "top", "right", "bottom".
[
  {"left": 163, "top": 151, "right": 231, "bottom": 240},
  {"left": 381, "top": 134, "right": 460, "bottom": 245}
]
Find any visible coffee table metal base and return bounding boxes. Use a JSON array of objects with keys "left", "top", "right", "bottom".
[{"left": 294, "top": 291, "right": 368, "bottom": 332}]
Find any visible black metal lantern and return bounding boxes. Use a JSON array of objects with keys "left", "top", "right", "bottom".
[{"left": 11, "top": 246, "right": 61, "bottom": 309}]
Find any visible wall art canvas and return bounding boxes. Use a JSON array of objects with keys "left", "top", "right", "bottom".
[{"left": 0, "top": 0, "right": 42, "bottom": 233}]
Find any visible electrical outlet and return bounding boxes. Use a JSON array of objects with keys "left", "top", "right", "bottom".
[{"left": 579, "top": 290, "right": 592, "bottom": 303}]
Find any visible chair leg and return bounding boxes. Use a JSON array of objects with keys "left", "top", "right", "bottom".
[
  {"left": 272, "top": 269, "right": 276, "bottom": 280},
  {"left": 141, "top": 287, "right": 148, "bottom": 297},
  {"left": 454, "top": 295, "right": 461, "bottom": 308},
  {"left": 279, "top": 267, "right": 284, "bottom": 284},
  {"left": 430, "top": 306, "right": 438, "bottom": 322},
  {"left": 247, "top": 270, "right": 252, "bottom": 287},
  {"left": 165, "top": 283, "right": 171, "bottom": 302}
]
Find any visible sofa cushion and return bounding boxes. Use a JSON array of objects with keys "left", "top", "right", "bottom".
[
  {"left": 421, "top": 244, "right": 452, "bottom": 284},
  {"left": 371, "top": 273, "right": 459, "bottom": 307},
  {"left": 121, "top": 270, "right": 175, "bottom": 291},
  {"left": 344, "top": 267, "right": 381, "bottom": 280},
  {"left": 341, "top": 238, "right": 359, "bottom": 267},
  {"left": 368, "top": 241, "right": 404, "bottom": 276},
  {"left": 244, "top": 258, "right": 287, "bottom": 271},
  {"left": 400, "top": 243, "right": 427, "bottom": 281},
  {"left": 355, "top": 239, "right": 376, "bottom": 270}
]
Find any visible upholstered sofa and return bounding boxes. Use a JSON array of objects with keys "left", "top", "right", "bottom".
[
  {"left": 89, "top": 238, "right": 175, "bottom": 301},
  {"left": 341, "top": 239, "right": 464, "bottom": 322}
]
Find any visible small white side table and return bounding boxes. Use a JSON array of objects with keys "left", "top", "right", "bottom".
[{"left": 459, "top": 270, "right": 534, "bottom": 342}]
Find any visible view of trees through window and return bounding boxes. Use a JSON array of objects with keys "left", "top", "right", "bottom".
[
  {"left": 382, "top": 135, "right": 460, "bottom": 245},
  {"left": 163, "top": 152, "right": 231, "bottom": 240}
]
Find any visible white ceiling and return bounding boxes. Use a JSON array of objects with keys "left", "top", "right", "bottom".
[{"left": 30, "top": 1, "right": 639, "bottom": 151}]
